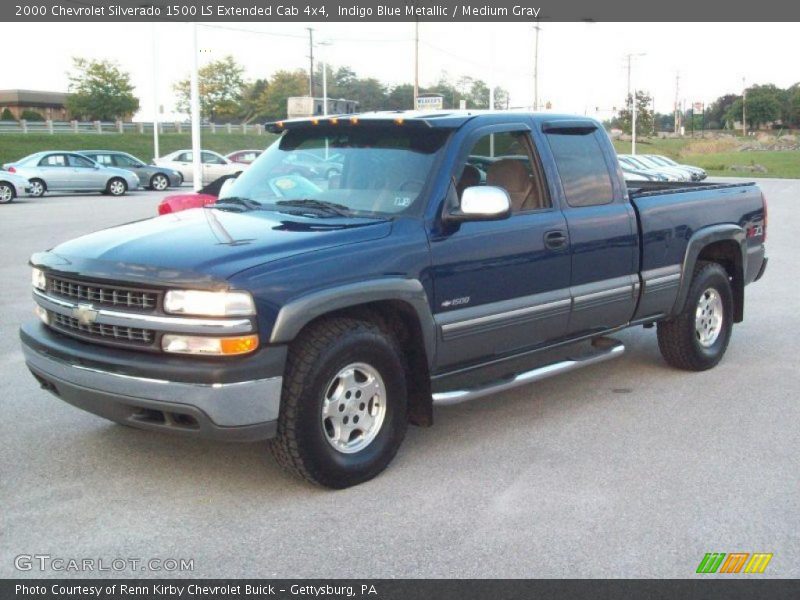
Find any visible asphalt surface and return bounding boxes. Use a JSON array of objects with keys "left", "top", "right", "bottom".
[{"left": 1, "top": 179, "right": 797, "bottom": 578}]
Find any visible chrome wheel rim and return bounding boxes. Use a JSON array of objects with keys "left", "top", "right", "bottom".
[
  {"left": 0, "top": 185, "right": 12, "bottom": 202},
  {"left": 695, "top": 288, "right": 723, "bottom": 347},
  {"left": 321, "top": 362, "right": 387, "bottom": 454},
  {"left": 152, "top": 175, "right": 168, "bottom": 190},
  {"left": 110, "top": 180, "right": 125, "bottom": 195},
  {"left": 31, "top": 181, "right": 43, "bottom": 196}
]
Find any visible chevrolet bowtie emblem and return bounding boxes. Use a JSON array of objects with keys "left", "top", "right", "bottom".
[{"left": 73, "top": 303, "right": 99, "bottom": 325}]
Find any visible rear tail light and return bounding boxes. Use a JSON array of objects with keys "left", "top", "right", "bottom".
[
  {"left": 762, "top": 192, "right": 768, "bottom": 243},
  {"left": 7, "top": 166, "right": 15, "bottom": 173}
]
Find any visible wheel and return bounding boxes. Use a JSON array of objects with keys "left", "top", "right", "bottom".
[
  {"left": 657, "top": 261, "right": 733, "bottom": 371},
  {"left": 106, "top": 177, "right": 127, "bottom": 196},
  {"left": 29, "top": 178, "right": 45, "bottom": 198},
  {"left": 269, "top": 317, "right": 408, "bottom": 488},
  {"left": 150, "top": 173, "right": 169, "bottom": 191},
  {"left": 0, "top": 182, "right": 15, "bottom": 204}
]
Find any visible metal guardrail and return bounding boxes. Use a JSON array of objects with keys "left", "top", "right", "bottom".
[{"left": 0, "top": 120, "right": 266, "bottom": 135}]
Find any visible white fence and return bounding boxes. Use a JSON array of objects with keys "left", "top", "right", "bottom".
[{"left": 0, "top": 120, "right": 267, "bottom": 135}]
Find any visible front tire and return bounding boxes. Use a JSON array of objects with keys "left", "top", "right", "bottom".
[
  {"left": 106, "top": 177, "right": 127, "bottom": 196},
  {"left": 657, "top": 261, "right": 733, "bottom": 371},
  {"left": 0, "top": 182, "right": 15, "bottom": 204},
  {"left": 150, "top": 173, "right": 169, "bottom": 191},
  {"left": 269, "top": 317, "right": 408, "bottom": 489}
]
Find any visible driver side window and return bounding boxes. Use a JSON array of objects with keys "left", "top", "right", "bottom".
[{"left": 456, "top": 131, "right": 549, "bottom": 213}]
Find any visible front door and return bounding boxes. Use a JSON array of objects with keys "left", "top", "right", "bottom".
[{"left": 429, "top": 126, "right": 572, "bottom": 370}]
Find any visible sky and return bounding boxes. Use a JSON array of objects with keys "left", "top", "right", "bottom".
[{"left": 3, "top": 22, "right": 798, "bottom": 121}]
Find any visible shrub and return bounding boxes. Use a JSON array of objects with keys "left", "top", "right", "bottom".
[{"left": 20, "top": 109, "right": 45, "bottom": 121}]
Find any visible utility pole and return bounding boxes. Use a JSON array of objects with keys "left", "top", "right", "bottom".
[
  {"left": 673, "top": 73, "right": 681, "bottom": 134},
  {"left": 632, "top": 86, "right": 637, "bottom": 155},
  {"left": 306, "top": 27, "right": 314, "bottom": 98},
  {"left": 413, "top": 20, "right": 419, "bottom": 110},
  {"left": 532, "top": 22, "right": 540, "bottom": 110},
  {"left": 742, "top": 77, "right": 747, "bottom": 137}
]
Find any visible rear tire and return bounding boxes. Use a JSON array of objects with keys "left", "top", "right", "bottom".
[
  {"left": 0, "top": 182, "right": 15, "bottom": 204},
  {"left": 106, "top": 177, "right": 127, "bottom": 196},
  {"left": 657, "top": 261, "right": 733, "bottom": 371},
  {"left": 269, "top": 317, "right": 408, "bottom": 489},
  {"left": 29, "top": 178, "right": 45, "bottom": 198}
]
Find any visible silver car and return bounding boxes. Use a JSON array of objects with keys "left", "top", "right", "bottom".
[
  {"left": 3, "top": 152, "right": 140, "bottom": 197},
  {"left": 0, "top": 170, "right": 33, "bottom": 204},
  {"left": 153, "top": 149, "right": 246, "bottom": 185},
  {"left": 79, "top": 150, "right": 183, "bottom": 191}
]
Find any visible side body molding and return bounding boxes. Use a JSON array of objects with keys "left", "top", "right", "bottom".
[
  {"left": 269, "top": 278, "right": 437, "bottom": 367},
  {"left": 672, "top": 224, "right": 746, "bottom": 317}
]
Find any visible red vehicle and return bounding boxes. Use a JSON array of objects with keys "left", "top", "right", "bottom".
[
  {"left": 157, "top": 174, "right": 236, "bottom": 215},
  {"left": 225, "top": 149, "right": 263, "bottom": 165}
]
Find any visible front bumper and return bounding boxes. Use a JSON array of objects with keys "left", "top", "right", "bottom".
[{"left": 20, "top": 321, "right": 285, "bottom": 442}]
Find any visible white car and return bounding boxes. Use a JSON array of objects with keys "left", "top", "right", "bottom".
[
  {"left": 2, "top": 152, "right": 140, "bottom": 197},
  {"left": 618, "top": 155, "right": 690, "bottom": 182},
  {"left": 0, "top": 170, "right": 33, "bottom": 203},
  {"left": 645, "top": 155, "right": 707, "bottom": 181},
  {"left": 153, "top": 150, "right": 247, "bottom": 185}
]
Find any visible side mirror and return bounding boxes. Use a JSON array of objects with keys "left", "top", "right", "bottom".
[{"left": 445, "top": 186, "right": 511, "bottom": 223}]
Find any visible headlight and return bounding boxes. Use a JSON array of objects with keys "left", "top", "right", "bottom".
[
  {"left": 162, "top": 334, "right": 259, "bottom": 356},
  {"left": 31, "top": 267, "right": 46, "bottom": 291},
  {"left": 163, "top": 289, "right": 255, "bottom": 317}
]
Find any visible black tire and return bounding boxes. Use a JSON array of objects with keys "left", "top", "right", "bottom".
[
  {"left": 657, "top": 261, "right": 734, "bottom": 371},
  {"left": 150, "top": 173, "right": 170, "bottom": 191},
  {"left": 269, "top": 317, "right": 408, "bottom": 489},
  {"left": 0, "top": 182, "right": 15, "bottom": 204},
  {"left": 29, "top": 178, "right": 46, "bottom": 198},
  {"left": 106, "top": 177, "right": 127, "bottom": 196}
]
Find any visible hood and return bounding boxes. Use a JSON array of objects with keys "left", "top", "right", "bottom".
[{"left": 34, "top": 208, "right": 392, "bottom": 286}]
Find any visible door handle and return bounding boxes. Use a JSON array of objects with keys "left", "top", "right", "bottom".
[{"left": 544, "top": 230, "right": 568, "bottom": 249}]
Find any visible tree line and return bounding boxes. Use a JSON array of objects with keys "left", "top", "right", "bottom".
[
  {"left": 609, "top": 83, "right": 800, "bottom": 134},
  {"left": 46, "top": 56, "right": 509, "bottom": 123}
]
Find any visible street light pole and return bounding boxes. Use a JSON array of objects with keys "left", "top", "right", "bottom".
[
  {"left": 189, "top": 22, "right": 202, "bottom": 192},
  {"left": 413, "top": 20, "right": 419, "bottom": 110},
  {"left": 533, "top": 25, "right": 540, "bottom": 108},
  {"left": 151, "top": 23, "right": 160, "bottom": 160}
]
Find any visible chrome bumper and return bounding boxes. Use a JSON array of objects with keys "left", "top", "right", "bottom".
[{"left": 22, "top": 340, "right": 282, "bottom": 441}]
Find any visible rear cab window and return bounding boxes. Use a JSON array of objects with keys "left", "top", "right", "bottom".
[{"left": 544, "top": 129, "right": 615, "bottom": 208}]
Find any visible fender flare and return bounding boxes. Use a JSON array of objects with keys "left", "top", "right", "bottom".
[
  {"left": 672, "top": 224, "right": 746, "bottom": 316},
  {"left": 269, "top": 278, "right": 437, "bottom": 368}
]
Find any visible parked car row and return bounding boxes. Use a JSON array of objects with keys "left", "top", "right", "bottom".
[
  {"left": 618, "top": 154, "right": 707, "bottom": 182},
  {"left": 0, "top": 148, "right": 262, "bottom": 202}
]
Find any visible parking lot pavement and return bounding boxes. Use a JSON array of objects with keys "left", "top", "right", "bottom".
[{"left": 1, "top": 180, "right": 798, "bottom": 579}]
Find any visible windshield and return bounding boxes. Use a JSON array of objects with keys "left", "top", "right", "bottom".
[{"left": 220, "top": 125, "right": 449, "bottom": 217}]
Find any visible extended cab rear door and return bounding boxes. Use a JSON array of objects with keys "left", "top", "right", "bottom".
[{"left": 539, "top": 121, "right": 639, "bottom": 334}]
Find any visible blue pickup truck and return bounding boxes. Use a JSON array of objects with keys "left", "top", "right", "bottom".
[{"left": 20, "top": 111, "right": 768, "bottom": 488}]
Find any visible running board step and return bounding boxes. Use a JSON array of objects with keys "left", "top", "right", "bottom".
[{"left": 431, "top": 337, "right": 625, "bottom": 406}]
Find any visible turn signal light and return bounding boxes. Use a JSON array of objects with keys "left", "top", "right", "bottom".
[{"left": 162, "top": 334, "right": 259, "bottom": 356}]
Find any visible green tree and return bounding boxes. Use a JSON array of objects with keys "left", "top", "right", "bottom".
[
  {"left": 240, "top": 78, "right": 269, "bottom": 123},
  {"left": 725, "top": 85, "right": 782, "bottom": 131},
  {"left": 66, "top": 58, "right": 139, "bottom": 121},
  {"left": 174, "top": 56, "right": 246, "bottom": 122},
  {"left": 617, "top": 91, "right": 654, "bottom": 135},
  {"left": 257, "top": 70, "right": 308, "bottom": 120},
  {"left": 20, "top": 109, "right": 44, "bottom": 121},
  {"left": 1, "top": 108, "right": 15, "bottom": 121},
  {"left": 705, "top": 93, "right": 739, "bottom": 129}
]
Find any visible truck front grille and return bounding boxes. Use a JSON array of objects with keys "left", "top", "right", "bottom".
[
  {"left": 49, "top": 276, "right": 158, "bottom": 311},
  {"left": 49, "top": 311, "right": 156, "bottom": 346}
]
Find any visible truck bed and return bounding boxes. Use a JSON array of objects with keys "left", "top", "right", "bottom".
[{"left": 627, "top": 180, "right": 757, "bottom": 199}]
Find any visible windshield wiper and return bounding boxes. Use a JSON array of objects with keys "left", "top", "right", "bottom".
[
  {"left": 275, "top": 198, "right": 352, "bottom": 217},
  {"left": 211, "top": 196, "right": 263, "bottom": 212}
]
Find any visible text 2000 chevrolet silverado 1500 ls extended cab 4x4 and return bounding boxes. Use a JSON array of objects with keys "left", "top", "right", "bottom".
[{"left": 20, "top": 111, "right": 768, "bottom": 488}]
